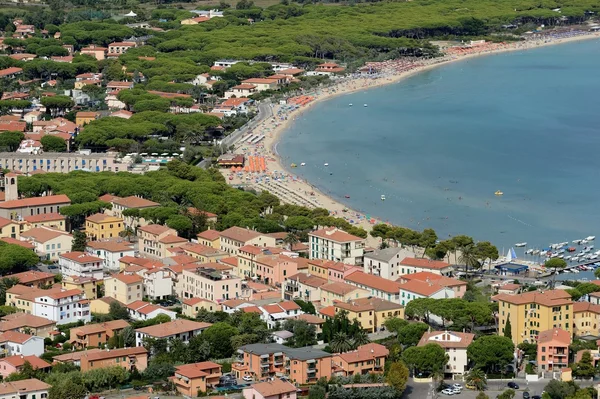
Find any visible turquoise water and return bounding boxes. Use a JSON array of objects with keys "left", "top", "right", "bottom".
[{"left": 277, "top": 39, "right": 600, "bottom": 252}]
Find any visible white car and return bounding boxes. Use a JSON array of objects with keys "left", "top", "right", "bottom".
[
  {"left": 441, "top": 389, "right": 456, "bottom": 395},
  {"left": 243, "top": 376, "right": 253, "bottom": 382},
  {"left": 452, "top": 384, "right": 462, "bottom": 389}
]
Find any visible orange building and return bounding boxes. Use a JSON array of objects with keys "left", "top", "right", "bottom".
[
  {"left": 69, "top": 319, "right": 130, "bottom": 348},
  {"left": 537, "top": 328, "right": 571, "bottom": 373},
  {"left": 79, "top": 346, "right": 148, "bottom": 372},
  {"left": 170, "top": 361, "right": 222, "bottom": 396},
  {"left": 331, "top": 343, "right": 389, "bottom": 376},
  {"left": 233, "top": 343, "right": 332, "bottom": 384}
]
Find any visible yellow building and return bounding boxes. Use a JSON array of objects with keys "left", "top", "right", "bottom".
[
  {"left": 62, "top": 276, "right": 100, "bottom": 300},
  {"left": 6, "top": 285, "right": 61, "bottom": 314},
  {"left": 0, "top": 216, "right": 20, "bottom": 239},
  {"left": 320, "top": 282, "right": 369, "bottom": 307},
  {"left": 495, "top": 290, "right": 573, "bottom": 345},
  {"left": 182, "top": 298, "right": 221, "bottom": 318},
  {"left": 85, "top": 213, "right": 124, "bottom": 240},
  {"left": 90, "top": 297, "right": 122, "bottom": 314},
  {"left": 334, "top": 297, "right": 404, "bottom": 333},
  {"left": 75, "top": 111, "right": 99, "bottom": 126},
  {"left": 105, "top": 273, "right": 143, "bottom": 305},
  {"left": 573, "top": 301, "right": 600, "bottom": 337},
  {"left": 180, "top": 243, "right": 228, "bottom": 263},
  {"left": 23, "top": 213, "right": 66, "bottom": 231},
  {"left": 196, "top": 230, "right": 221, "bottom": 249}
]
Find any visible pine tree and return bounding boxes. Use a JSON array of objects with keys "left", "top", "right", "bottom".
[{"left": 503, "top": 315, "right": 512, "bottom": 339}]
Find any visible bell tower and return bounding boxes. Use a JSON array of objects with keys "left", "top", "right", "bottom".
[{"left": 1, "top": 173, "right": 18, "bottom": 202}]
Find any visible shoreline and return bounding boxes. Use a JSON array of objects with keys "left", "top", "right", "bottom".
[{"left": 223, "top": 32, "right": 600, "bottom": 247}]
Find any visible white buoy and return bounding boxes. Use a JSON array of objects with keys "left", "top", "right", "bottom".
[
  {"left": 349, "top": 103, "right": 353, "bottom": 106},
  {"left": 364, "top": 104, "right": 368, "bottom": 107}
]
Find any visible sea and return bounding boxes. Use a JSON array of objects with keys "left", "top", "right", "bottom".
[{"left": 277, "top": 38, "right": 600, "bottom": 263}]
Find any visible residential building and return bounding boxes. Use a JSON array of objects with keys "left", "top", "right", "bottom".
[
  {"left": 243, "top": 380, "right": 297, "bottom": 399},
  {"left": 79, "top": 346, "right": 148, "bottom": 372},
  {"left": 537, "top": 328, "right": 571, "bottom": 373},
  {"left": 294, "top": 314, "right": 325, "bottom": 334},
  {"left": 397, "top": 271, "right": 467, "bottom": 299},
  {"left": 62, "top": 276, "right": 99, "bottom": 300},
  {"left": 135, "top": 319, "right": 212, "bottom": 347},
  {"left": 0, "top": 194, "right": 70, "bottom": 220},
  {"left": 182, "top": 298, "right": 221, "bottom": 318},
  {"left": 105, "top": 273, "right": 144, "bottom": 304},
  {"left": 75, "top": 111, "right": 99, "bottom": 126},
  {"left": 80, "top": 45, "right": 107, "bottom": 60},
  {"left": 363, "top": 247, "right": 416, "bottom": 280},
  {"left": 345, "top": 271, "right": 402, "bottom": 304},
  {"left": 0, "top": 331, "right": 44, "bottom": 357},
  {"left": 234, "top": 343, "right": 331, "bottom": 384},
  {"left": 588, "top": 291, "right": 600, "bottom": 305},
  {"left": 573, "top": 301, "right": 600, "bottom": 337},
  {"left": 5, "top": 285, "right": 45, "bottom": 314},
  {"left": 306, "top": 260, "right": 360, "bottom": 283},
  {"left": 240, "top": 78, "right": 279, "bottom": 92},
  {"left": 418, "top": 330, "right": 475, "bottom": 376},
  {"left": 110, "top": 196, "right": 159, "bottom": 222},
  {"left": 219, "top": 227, "right": 277, "bottom": 255},
  {"left": 398, "top": 257, "right": 453, "bottom": 276},
  {"left": 2, "top": 271, "right": 53, "bottom": 288},
  {"left": 314, "top": 62, "right": 345, "bottom": 74},
  {"left": 255, "top": 255, "right": 298, "bottom": 287},
  {"left": 69, "top": 319, "right": 130, "bottom": 349},
  {"left": 138, "top": 224, "right": 187, "bottom": 259},
  {"left": 225, "top": 84, "right": 257, "bottom": 98},
  {"left": 0, "top": 379, "right": 50, "bottom": 399},
  {"left": 171, "top": 362, "right": 222, "bottom": 396},
  {"left": 19, "top": 227, "right": 72, "bottom": 261},
  {"left": 237, "top": 245, "right": 277, "bottom": 278},
  {"left": 85, "top": 213, "right": 124, "bottom": 240},
  {"left": 0, "top": 217, "right": 19, "bottom": 239},
  {"left": 141, "top": 268, "right": 173, "bottom": 300},
  {"left": 0, "top": 355, "right": 50, "bottom": 378},
  {"left": 495, "top": 290, "right": 573, "bottom": 345},
  {"left": 108, "top": 42, "right": 136, "bottom": 55},
  {"left": 180, "top": 243, "right": 228, "bottom": 263},
  {"left": 86, "top": 240, "right": 135, "bottom": 272},
  {"left": 282, "top": 273, "right": 327, "bottom": 302},
  {"left": 398, "top": 279, "right": 456, "bottom": 307},
  {"left": 0, "top": 152, "right": 124, "bottom": 175},
  {"left": 52, "top": 348, "right": 103, "bottom": 367},
  {"left": 32, "top": 289, "right": 91, "bottom": 325},
  {"left": 271, "top": 331, "right": 293, "bottom": 345},
  {"left": 126, "top": 300, "right": 176, "bottom": 321},
  {"left": 180, "top": 266, "right": 242, "bottom": 303},
  {"left": 23, "top": 213, "right": 66, "bottom": 231},
  {"left": 197, "top": 230, "right": 220, "bottom": 248},
  {"left": 0, "top": 313, "right": 56, "bottom": 338},
  {"left": 333, "top": 297, "right": 404, "bottom": 333},
  {"left": 0, "top": 68, "right": 23, "bottom": 79},
  {"left": 331, "top": 343, "right": 388, "bottom": 376},
  {"left": 259, "top": 301, "right": 303, "bottom": 329},
  {"left": 59, "top": 251, "right": 104, "bottom": 280},
  {"left": 320, "top": 282, "right": 368, "bottom": 307},
  {"left": 308, "top": 227, "right": 365, "bottom": 265},
  {"left": 497, "top": 283, "right": 522, "bottom": 295}
]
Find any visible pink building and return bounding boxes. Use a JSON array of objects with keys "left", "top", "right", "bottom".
[
  {"left": 537, "top": 328, "right": 571, "bottom": 373},
  {"left": 255, "top": 255, "right": 298, "bottom": 287},
  {"left": 0, "top": 355, "right": 51, "bottom": 377}
]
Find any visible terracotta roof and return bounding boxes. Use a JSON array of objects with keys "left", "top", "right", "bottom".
[
  {"left": 136, "top": 319, "right": 212, "bottom": 337},
  {"left": 287, "top": 273, "right": 327, "bottom": 288},
  {"left": 222, "top": 299, "right": 248, "bottom": 308},
  {"left": 76, "top": 111, "right": 98, "bottom": 118},
  {"left": 127, "top": 300, "right": 169, "bottom": 315},
  {"left": 0, "top": 313, "right": 55, "bottom": 330},
  {"left": 0, "top": 237, "right": 34, "bottom": 249},
  {"left": 538, "top": 328, "right": 571, "bottom": 345},
  {"left": 398, "top": 280, "right": 448, "bottom": 297},
  {"left": 221, "top": 98, "right": 250, "bottom": 107},
  {"left": 119, "top": 256, "right": 152, "bottom": 266},
  {"left": 138, "top": 224, "right": 173, "bottom": 235},
  {"left": 183, "top": 298, "right": 216, "bottom": 306},
  {"left": 60, "top": 251, "right": 102, "bottom": 264},
  {"left": 0, "top": 330, "right": 36, "bottom": 344},
  {"left": 159, "top": 235, "right": 188, "bottom": 244},
  {"left": 0, "top": 379, "right": 50, "bottom": 396},
  {"left": 197, "top": 230, "right": 221, "bottom": 240},
  {"left": 53, "top": 348, "right": 103, "bottom": 362},
  {"left": 296, "top": 313, "right": 325, "bottom": 324},
  {"left": 112, "top": 196, "right": 159, "bottom": 208},
  {"left": 219, "top": 257, "right": 238, "bottom": 267},
  {"left": 181, "top": 242, "right": 223, "bottom": 255},
  {"left": 321, "top": 281, "right": 362, "bottom": 296},
  {"left": 242, "top": 306, "right": 261, "bottom": 314},
  {"left": 21, "top": 227, "right": 71, "bottom": 243},
  {"left": 112, "top": 273, "right": 143, "bottom": 284},
  {"left": 0, "top": 194, "right": 70, "bottom": 209},
  {"left": 175, "top": 361, "right": 221, "bottom": 378},
  {"left": 0, "top": 355, "right": 50, "bottom": 369},
  {"left": 418, "top": 330, "right": 475, "bottom": 349},
  {"left": 498, "top": 283, "right": 521, "bottom": 291},
  {"left": 219, "top": 226, "right": 263, "bottom": 242},
  {"left": 346, "top": 271, "right": 401, "bottom": 294},
  {"left": 4, "top": 271, "right": 53, "bottom": 285},
  {"left": 573, "top": 301, "right": 600, "bottom": 314},
  {"left": 72, "top": 319, "right": 130, "bottom": 336},
  {"left": 398, "top": 271, "right": 467, "bottom": 288},
  {"left": 83, "top": 346, "right": 147, "bottom": 361},
  {"left": 309, "top": 259, "right": 346, "bottom": 272},
  {"left": 495, "top": 290, "right": 572, "bottom": 307},
  {"left": 87, "top": 240, "right": 133, "bottom": 252},
  {"left": 309, "top": 227, "right": 363, "bottom": 242},
  {"left": 400, "top": 257, "right": 451, "bottom": 270},
  {"left": 0, "top": 67, "right": 24, "bottom": 77},
  {"left": 335, "top": 343, "right": 389, "bottom": 363},
  {"left": 42, "top": 289, "right": 83, "bottom": 300},
  {"left": 86, "top": 213, "right": 121, "bottom": 223},
  {"left": 24, "top": 213, "right": 64, "bottom": 223},
  {"left": 319, "top": 306, "right": 335, "bottom": 318},
  {"left": 334, "top": 297, "right": 401, "bottom": 312},
  {"left": 251, "top": 379, "right": 296, "bottom": 397}
]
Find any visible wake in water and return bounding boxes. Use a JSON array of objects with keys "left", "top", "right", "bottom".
[{"left": 508, "top": 214, "right": 535, "bottom": 228}]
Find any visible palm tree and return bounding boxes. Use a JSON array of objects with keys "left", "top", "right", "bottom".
[
  {"left": 119, "top": 227, "right": 136, "bottom": 243},
  {"left": 459, "top": 244, "right": 481, "bottom": 275},
  {"left": 283, "top": 232, "right": 300, "bottom": 251},
  {"left": 465, "top": 368, "right": 487, "bottom": 391},
  {"left": 330, "top": 332, "right": 353, "bottom": 353},
  {"left": 352, "top": 330, "right": 370, "bottom": 348}
]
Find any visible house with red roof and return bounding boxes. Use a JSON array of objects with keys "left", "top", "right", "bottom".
[
  {"left": 86, "top": 240, "right": 135, "bottom": 272},
  {"left": 398, "top": 257, "right": 453, "bottom": 276},
  {"left": 137, "top": 224, "right": 188, "bottom": 259},
  {"left": 397, "top": 271, "right": 467, "bottom": 298},
  {"left": 171, "top": 361, "right": 222, "bottom": 395},
  {"left": 0, "top": 330, "right": 44, "bottom": 357},
  {"left": 0, "top": 355, "right": 50, "bottom": 378},
  {"left": 20, "top": 227, "right": 73, "bottom": 261},
  {"left": 308, "top": 227, "right": 365, "bottom": 266},
  {"left": 105, "top": 273, "right": 144, "bottom": 304},
  {"left": 197, "top": 229, "right": 221, "bottom": 248},
  {"left": 135, "top": 319, "right": 212, "bottom": 347},
  {"left": 59, "top": 251, "right": 104, "bottom": 280},
  {"left": 258, "top": 301, "right": 302, "bottom": 328},
  {"left": 32, "top": 288, "right": 90, "bottom": 325},
  {"left": 331, "top": 343, "right": 388, "bottom": 376},
  {"left": 126, "top": 300, "right": 176, "bottom": 321},
  {"left": 418, "top": 330, "right": 475, "bottom": 376},
  {"left": 0, "top": 194, "right": 71, "bottom": 220},
  {"left": 398, "top": 278, "right": 455, "bottom": 307}
]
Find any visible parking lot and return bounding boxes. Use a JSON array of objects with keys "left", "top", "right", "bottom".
[{"left": 404, "top": 379, "right": 549, "bottom": 399}]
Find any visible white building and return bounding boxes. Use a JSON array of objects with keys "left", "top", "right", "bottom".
[
  {"left": 126, "top": 300, "right": 176, "bottom": 321},
  {"left": 271, "top": 330, "right": 294, "bottom": 344},
  {"left": 59, "top": 251, "right": 103, "bottom": 280},
  {"left": 418, "top": 331, "right": 474, "bottom": 375},
  {"left": 259, "top": 301, "right": 303, "bottom": 329},
  {"left": 86, "top": 241, "right": 135, "bottom": 272},
  {"left": 20, "top": 227, "right": 72, "bottom": 261},
  {"left": 135, "top": 319, "right": 212, "bottom": 347},
  {"left": 16, "top": 139, "right": 42, "bottom": 154},
  {"left": 0, "top": 331, "right": 44, "bottom": 357},
  {"left": 398, "top": 279, "right": 455, "bottom": 307},
  {"left": 142, "top": 268, "right": 173, "bottom": 300},
  {"left": 0, "top": 379, "right": 50, "bottom": 399},
  {"left": 308, "top": 227, "right": 365, "bottom": 266},
  {"left": 364, "top": 247, "right": 415, "bottom": 280},
  {"left": 398, "top": 257, "right": 453, "bottom": 276},
  {"left": 32, "top": 289, "right": 91, "bottom": 325}
]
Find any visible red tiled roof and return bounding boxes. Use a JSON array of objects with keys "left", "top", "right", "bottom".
[
  {"left": 537, "top": 328, "right": 571, "bottom": 345},
  {"left": 0, "top": 355, "right": 50, "bottom": 369},
  {"left": 319, "top": 306, "right": 335, "bottom": 318},
  {"left": 113, "top": 273, "right": 143, "bottom": 284},
  {"left": 23, "top": 213, "right": 64, "bottom": 223},
  {"left": 135, "top": 319, "right": 212, "bottom": 337},
  {"left": 138, "top": 224, "right": 173, "bottom": 235},
  {"left": 113, "top": 196, "right": 158, "bottom": 208},
  {"left": 418, "top": 331, "right": 475, "bottom": 349},
  {"left": 197, "top": 230, "right": 221, "bottom": 241},
  {"left": 334, "top": 343, "right": 388, "bottom": 363},
  {"left": 494, "top": 290, "right": 572, "bottom": 307},
  {"left": 346, "top": 271, "right": 401, "bottom": 294},
  {"left": 400, "top": 257, "right": 451, "bottom": 270},
  {"left": 398, "top": 280, "right": 448, "bottom": 297},
  {"left": 309, "top": 227, "right": 363, "bottom": 242},
  {"left": 0, "top": 194, "right": 70, "bottom": 209},
  {"left": 60, "top": 251, "right": 102, "bottom": 263}
]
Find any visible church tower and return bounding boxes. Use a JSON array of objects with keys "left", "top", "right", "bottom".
[{"left": 1, "top": 173, "right": 18, "bottom": 202}]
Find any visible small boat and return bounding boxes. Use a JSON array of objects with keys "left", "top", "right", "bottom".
[
  {"left": 525, "top": 249, "right": 534, "bottom": 255},
  {"left": 300, "top": 163, "right": 306, "bottom": 166},
  {"left": 568, "top": 247, "right": 576, "bottom": 252},
  {"left": 364, "top": 104, "right": 368, "bottom": 107},
  {"left": 349, "top": 104, "right": 353, "bottom": 106},
  {"left": 324, "top": 163, "right": 329, "bottom": 166},
  {"left": 495, "top": 190, "right": 504, "bottom": 196},
  {"left": 381, "top": 195, "right": 386, "bottom": 201},
  {"left": 515, "top": 242, "right": 527, "bottom": 247},
  {"left": 291, "top": 163, "right": 297, "bottom": 168},
  {"left": 588, "top": 236, "right": 596, "bottom": 241},
  {"left": 344, "top": 195, "right": 350, "bottom": 198}
]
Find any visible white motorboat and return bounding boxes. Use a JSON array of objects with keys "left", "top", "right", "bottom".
[
  {"left": 324, "top": 163, "right": 329, "bottom": 166},
  {"left": 572, "top": 257, "right": 579, "bottom": 262},
  {"left": 364, "top": 104, "right": 368, "bottom": 107},
  {"left": 587, "top": 236, "right": 596, "bottom": 241},
  {"left": 381, "top": 195, "right": 386, "bottom": 201},
  {"left": 515, "top": 242, "right": 527, "bottom": 247},
  {"left": 525, "top": 249, "right": 534, "bottom": 255},
  {"left": 349, "top": 104, "right": 353, "bottom": 106},
  {"left": 533, "top": 250, "right": 540, "bottom": 255},
  {"left": 300, "top": 163, "right": 306, "bottom": 166}
]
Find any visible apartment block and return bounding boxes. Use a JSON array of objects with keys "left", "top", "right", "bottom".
[
  {"left": 105, "top": 273, "right": 144, "bottom": 304},
  {"left": 331, "top": 343, "right": 388, "bottom": 376},
  {"left": 69, "top": 319, "right": 130, "bottom": 349},
  {"left": 180, "top": 266, "right": 242, "bottom": 302},
  {"left": 537, "top": 328, "right": 570, "bottom": 373}
]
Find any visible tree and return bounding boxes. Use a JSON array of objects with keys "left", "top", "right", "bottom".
[
  {"left": 385, "top": 361, "right": 409, "bottom": 395},
  {"left": 142, "top": 363, "right": 175, "bottom": 383},
  {"left": 545, "top": 258, "right": 567, "bottom": 288},
  {"left": 573, "top": 351, "right": 596, "bottom": 378},
  {"left": 0, "top": 243, "right": 39, "bottom": 274},
  {"left": 41, "top": 135, "right": 67, "bottom": 152},
  {"left": 41, "top": 96, "right": 74, "bottom": 117},
  {"left": 518, "top": 342, "right": 537, "bottom": 359},
  {"left": 109, "top": 301, "right": 130, "bottom": 320},
  {"left": 283, "top": 232, "right": 300, "bottom": 250},
  {"left": 467, "top": 336, "right": 514, "bottom": 373},
  {"left": 476, "top": 393, "right": 490, "bottom": 399},
  {"left": 294, "top": 299, "right": 316, "bottom": 314},
  {"left": 384, "top": 317, "right": 408, "bottom": 334},
  {"left": 396, "top": 322, "right": 429, "bottom": 347},
  {"left": 71, "top": 230, "right": 87, "bottom": 252},
  {"left": 201, "top": 322, "right": 239, "bottom": 358},
  {"left": 543, "top": 380, "right": 578, "bottom": 399},
  {"left": 503, "top": 315, "right": 512, "bottom": 339},
  {"left": 331, "top": 332, "right": 353, "bottom": 353},
  {"left": 48, "top": 373, "right": 87, "bottom": 399},
  {"left": 122, "top": 326, "right": 135, "bottom": 347},
  {"left": 497, "top": 389, "right": 515, "bottom": 399},
  {"left": 465, "top": 368, "right": 487, "bottom": 391},
  {"left": 308, "top": 384, "right": 326, "bottom": 399},
  {"left": 0, "top": 277, "right": 20, "bottom": 306},
  {"left": 352, "top": 329, "right": 370, "bottom": 347},
  {"left": 283, "top": 319, "right": 317, "bottom": 348},
  {"left": 566, "top": 390, "right": 592, "bottom": 399},
  {"left": 0, "top": 131, "right": 24, "bottom": 152},
  {"left": 401, "top": 344, "right": 448, "bottom": 376}
]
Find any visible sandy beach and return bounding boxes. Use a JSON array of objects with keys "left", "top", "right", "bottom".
[{"left": 222, "top": 31, "right": 600, "bottom": 247}]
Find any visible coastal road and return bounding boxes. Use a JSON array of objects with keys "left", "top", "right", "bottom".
[{"left": 222, "top": 101, "right": 273, "bottom": 149}]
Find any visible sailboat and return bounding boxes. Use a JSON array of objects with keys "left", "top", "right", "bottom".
[{"left": 506, "top": 247, "right": 517, "bottom": 262}]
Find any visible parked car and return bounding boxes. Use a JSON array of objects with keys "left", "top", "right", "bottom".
[
  {"left": 243, "top": 375, "right": 253, "bottom": 382},
  {"left": 531, "top": 396, "right": 541, "bottom": 399},
  {"left": 466, "top": 383, "right": 476, "bottom": 390},
  {"left": 523, "top": 392, "right": 530, "bottom": 399},
  {"left": 508, "top": 382, "right": 520, "bottom": 389},
  {"left": 452, "top": 384, "right": 463, "bottom": 390},
  {"left": 441, "top": 389, "right": 456, "bottom": 395}
]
